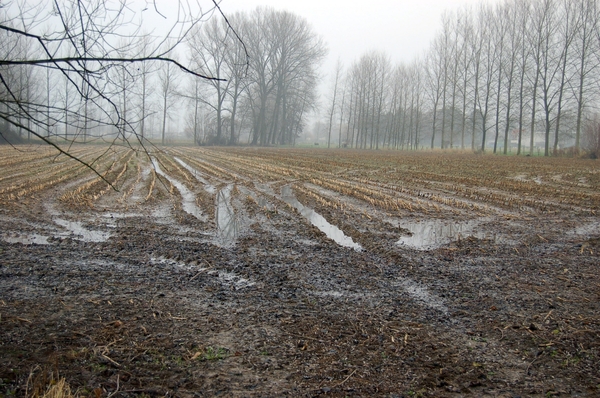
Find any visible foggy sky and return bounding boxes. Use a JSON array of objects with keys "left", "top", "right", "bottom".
[{"left": 219, "top": 0, "right": 499, "bottom": 75}]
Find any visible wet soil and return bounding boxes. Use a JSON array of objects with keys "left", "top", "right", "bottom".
[{"left": 1, "top": 147, "right": 599, "bottom": 397}]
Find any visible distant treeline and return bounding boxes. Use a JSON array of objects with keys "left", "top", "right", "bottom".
[
  {"left": 1, "top": 1, "right": 599, "bottom": 157},
  {"left": 0, "top": 3, "right": 325, "bottom": 148},
  {"left": 323, "top": 0, "right": 600, "bottom": 156}
]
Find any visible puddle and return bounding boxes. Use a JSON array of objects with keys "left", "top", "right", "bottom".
[
  {"left": 152, "top": 159, "right": 207, "bottom": 221},
  {"left": 216, "top": 184, "right": 239, "bottom": 243},
  {"left": 397, "top": 219, "right": 489, "bottom": 250},
  {"left": 255, "top": 182, "right": 275, "bottom": 196},
  {"left": 54, "top": 218, "right": 111, "bottom": 242},
  {"left": 174, "top": 157, "right": 217, "bottom": 194},
  {"left": 2, "top": 233, "right": 50, "bottom": 245},
  {"left": 40, "top": 200, "right": 111, "bottom": 243},
  {"left": 129, "top": 166, "right": 152, "bottom": 202},
  {"left": 281, "top": 185, "right": 362, "bottom": 251}
]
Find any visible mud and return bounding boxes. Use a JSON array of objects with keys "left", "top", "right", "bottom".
[{"left": 1, "top": 146, "right": 599, "bottom": 397}]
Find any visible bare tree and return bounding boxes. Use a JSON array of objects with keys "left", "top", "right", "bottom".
[
  {"left": 112, "top": 38, "right": 136, "bottom": 142},
  {"left": 424, "top": 47, "right": 444, "bottom": 149},
  {"left": 134, "top": 34, "right": 157, "bottom": 141},
  {"left": 499, "top": 1, "right": 522, "bottom": 154},
  {"left": 184, "top": 73, "right": 207, "bottom": 145},
  {"left": 157, "top": 47, "right": 181, "bottom": 145},
  {"left": 326, "top": 58, "right": 343, "bottom": 148},
  {"left": 515, "top": 0, "right": 533, "bottom": 155},
  {"left": 188, "top": 17, "right": 232, "bottom": 145},
  {"left": 572, "top": 0, "right": 598, "bottom": 152},
  {"left": 551, "top": 0, "right": 578, "bottom": 155},
  {"left": 535, "top": 0, "right": 568, "bottom": 156},
  {"left": 343, "top": 69, "right": 356, "bottom": 148},
  {"left": 447, "top": 11, "right": 465, "bottom": 149},
  {"left": 408, "top": 61, "right": 424, "bottom": 150},
  {"left": 241, "top": 7, "right": 326, "bottom": 146},
  {"left": 438, "top": 12, "right": 453, "bottom": 149},
  {"left": 584, "top": 114, "right": 600, "bottom": 157},
  {"left": 0, "top": 0, "right": 226, "bottom": 174},
  {"left": 491, "top": 2, "right": 508, "bottom": 154},
  {"left": 385, "top": 64, "right": 403, "bottom": 149},
  {"left": 474, "top": 4, "right": 497, "bottom": 152},
  {"left": 224, "top": 11, "right": 250, "bottom": 145},
  {"left": 309, "top": 0, "right": 600, "bottom": 156},
  {"left": 336, "top": 72, "right": 348, "bottom": 148},
  {"left": 467, "top": 9, "right": 485, "bottom": 151},
  {"left": 456, "top": 7, "right": 474, "bottom": 150},
  {"left": 346, "top": 51, "right": 390, "bottom": 149}
]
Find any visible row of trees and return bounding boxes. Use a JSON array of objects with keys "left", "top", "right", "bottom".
[
  {"left": 0, "top": 0, "right": 222, "bottom": 149},
  {"left": 0, "top": 1, "right": 326, "bottom": 148},
  {"left": 3, "top": 0, "right": 600, "bottom": 156},
  {"left": 323, "top": 0, "right": 600, "bottom": 155}
]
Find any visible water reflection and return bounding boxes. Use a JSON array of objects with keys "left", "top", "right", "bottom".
[
  {"left": 54, "top": 218, "right": 111, "bottom": 242},
  {"left": 2, "top": 233, "right": 50, "bottom": 245},
  {"left": 216, "top": 184, "right": 238, "bottom": 243},
  {"left": 174, "top": 157, "right": 217, "bottom": 194},
  {"left": 152, "top": 159, "right": 206, "bottom": 221},
  {"left": 396, "top": 219, "right": 484, "bottom": 250},
  {"left": 281, "top": 185, "right": 361, "bottom": 251}
]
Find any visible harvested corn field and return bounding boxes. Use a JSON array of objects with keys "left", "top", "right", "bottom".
[{"left": 1, "top": 145, "right": 599, "bottom": 397}]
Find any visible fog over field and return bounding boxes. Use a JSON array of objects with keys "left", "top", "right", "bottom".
[
  {"left": 1, "top": 0, "right": 600, "bottom": 155},
  {"left": 220, "top": 0, "right": 500, "bottom": 134}
]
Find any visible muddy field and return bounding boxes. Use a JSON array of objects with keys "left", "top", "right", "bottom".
[{"left": 0, "top": 145, "right": 599, "bottom": 397}]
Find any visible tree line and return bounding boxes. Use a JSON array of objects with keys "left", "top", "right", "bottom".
[
  {"left": 324, "top": 0, "right": 600, "bottom": 156},
  {"left": 2, "top": 0, "right": 600, "bottom": 157},
  {"left": 0, "top": 1, "right": 326, "bottom": 149}
]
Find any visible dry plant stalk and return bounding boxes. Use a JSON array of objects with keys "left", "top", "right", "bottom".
[
  {"left": 145, "top": 169, "right": 157, "bottom": 201},
  {"left": 120, "top": 161, "right": 142, "bottom": 203},
  {"left": 41, "top": 378, "right": 73, "bottom": 398}
]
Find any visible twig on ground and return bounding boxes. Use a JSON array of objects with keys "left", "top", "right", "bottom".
[
  {"left": 494, "top": 327, "right": 505, "bottom": 341},
  {"left": 102, "top": 354, "right": 121, "bottom": 368},
  {"left": 333, "top": 368, "right": 357, "bottom": 388},
  {"left": 107, "top": 374, "right": 120, "bottom": 398}
]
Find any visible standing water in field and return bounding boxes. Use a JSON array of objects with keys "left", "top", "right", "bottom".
[
  {"left": 53, "top": 218, "right": 111, "bottom": 242},
  {"left": 41, "top": 201, "right": 111, "bottom": 243},
  {"left": 174, "top": 157, "right": 217, "bottom": 194},
  {"left": 216, "top": 184, "right": 238, "bottom": 244},
  {"left": 396, "top": 219, "right": 489, "bottom": 250},
  {"left": 281, "top": 185, "right": 361, "bottom": 251},
  {"left": 2, "top": 233, "right": 50, "bottom": 245},
  {"left": 151, "top": 159, "right": 206, "bottom": 222}
]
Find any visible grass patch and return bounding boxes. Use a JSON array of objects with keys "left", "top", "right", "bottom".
[{"left": 203, "top": 346, "right": 227, "bottom": 361}]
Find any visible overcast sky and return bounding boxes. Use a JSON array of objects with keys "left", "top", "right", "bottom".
[{"left": 218, "top": 0, "right": 498, "bottom": 77}]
